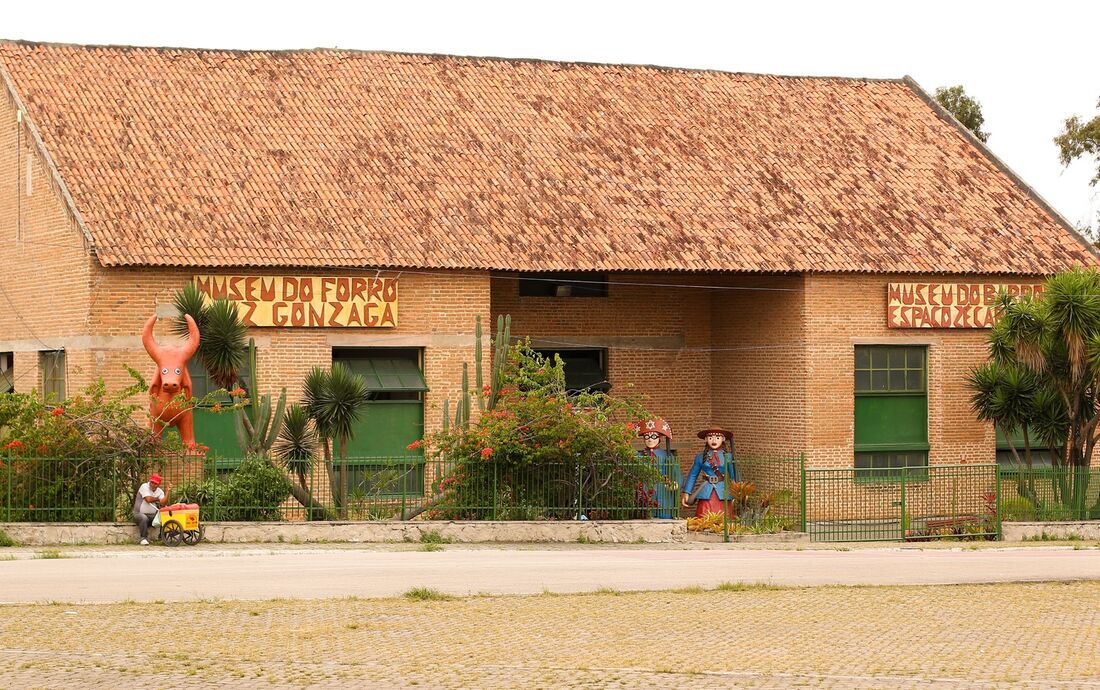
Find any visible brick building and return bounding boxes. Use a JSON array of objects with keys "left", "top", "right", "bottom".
[{"left": 0, "top": 41, "right": 1097, "bottom": 484}]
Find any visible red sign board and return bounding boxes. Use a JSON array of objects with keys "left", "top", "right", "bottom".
[{"left": 887, "top": 282, "right": 1044, "bottom": 329}]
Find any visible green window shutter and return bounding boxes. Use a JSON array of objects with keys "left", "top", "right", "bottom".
[
  {"left": 345, "top": 401, "right": 425, "bottom": 457},
  {"left": 345, "top": 358, "right": 428, "bottom": 393},
  {"left": 853, "top": 395, "right": 928, "bottom": 452}
]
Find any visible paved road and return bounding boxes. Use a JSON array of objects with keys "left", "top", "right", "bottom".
[{"left": 2, "top": 545, "right": 1099, "bottom": 603}]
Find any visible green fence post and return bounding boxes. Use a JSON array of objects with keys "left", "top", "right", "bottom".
[
  {"left": 899, "top": 467, "right": 907, "bottom": 541},
  {"left": 400, "top": 459, "right": 407, "bottom": 522},
  {"left": 492, "top": 461, "right": 498, "bottom": 520},
  {"left": 5, "top": 458, "right": 10, "bottom": 523},
  {"left": 799, "top": 453, "right": 807, "bottom": 533},
  {"left": 995, "top": 464, "right": 1003, "bottom": 541},
  {"left": 111, "top": 459, "right": 117, "bottom": 523}
]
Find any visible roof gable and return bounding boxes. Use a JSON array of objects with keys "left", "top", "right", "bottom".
[{"left": 0, "top": 41, "right": 1095, "bottom": 274}]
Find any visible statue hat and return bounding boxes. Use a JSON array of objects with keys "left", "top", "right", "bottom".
[
  {"left": 696, "top": 426, "right": 733, "bottom": 441},
  {"left": 637, "top": 418, "right": 672, "bottom": 440}
]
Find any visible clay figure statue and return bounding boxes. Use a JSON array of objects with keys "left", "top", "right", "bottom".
[
  {"left": 143, "top": 314, "right": 200, "bottom": 448},
  {"left": 636, "top": 418, "right": 682, "bottom": 519},
  {"left": 681, "top": 426, "right": 737, "bottom": 518}
]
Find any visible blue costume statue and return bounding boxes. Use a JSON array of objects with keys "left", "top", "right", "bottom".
[
  {"left": 636, "top": 418, "right": 681, "bottom": 519},
  {"left": 682, "top": 426, "right": 737, "bottom": 517}
]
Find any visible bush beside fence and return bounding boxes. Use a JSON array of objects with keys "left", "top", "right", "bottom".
[
  {"left": 998, "top": 466, "right": 1100, "bottom": 522},
  {"left": 1, "top": 454, "right": 803, "bottom": 525}
]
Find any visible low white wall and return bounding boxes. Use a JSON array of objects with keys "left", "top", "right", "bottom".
[
  {"left": 1001, "top": 521, "right": 1100, "bottom": 542},
  {"left": 0, "top": 520, "right": 687, "bottom": 546}
]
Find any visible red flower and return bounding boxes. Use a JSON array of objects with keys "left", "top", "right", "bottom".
[
  {"left": 230, "top": 388, "right": 247, "bottom": 397},
  {"left": 50, "top": 407, "right": 65, "bottom": 417},
  {"left": 212, "top": 403, "right": 222, "bottom": 413},
  {"left": 198, "top": 444, "right": 210, "bottom": 454},
  {"left": 482, "top": 384, "right": 491, "bottom": 397},
  {"left": 3, "top": 440, "right": 24, "bottom": 450},
  {"left": 406, "top": 439, "right": 423, "bottom": 450},
  {"left": 480, "top": 447, "right": 493, "bottom": 459}
]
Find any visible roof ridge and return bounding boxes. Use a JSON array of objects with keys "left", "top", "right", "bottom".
[{"left": 0, "top": 38, "right": 907, "bottom": 84}]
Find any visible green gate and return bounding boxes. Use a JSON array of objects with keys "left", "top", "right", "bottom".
[{"left": 804, "top": 464, "right": 1000, "bottom": 542}]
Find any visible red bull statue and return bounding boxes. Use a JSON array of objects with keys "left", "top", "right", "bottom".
[{"left": 143, "top": 314, "right": 200, "bottom": 448}]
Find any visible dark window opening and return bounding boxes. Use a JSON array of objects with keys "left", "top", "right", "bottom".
[
  {"left": 0, "top": 352, "right": 12, "bottom": 393},
  {"left": 518, "top": 272, "right": 609, "bottom": 297},
  {"left": 534, "top": 348, "right": 610, "bottom": 394},
  {"left": 995, "top": 427, "right": 1056, "bottom": 467}
]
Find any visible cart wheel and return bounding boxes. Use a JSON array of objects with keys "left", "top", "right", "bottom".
[
  {"left": 182, "top": 529, "right": 202, "bottom": 546},
  {"left": 161, "top": 521, "right": 184, "bottom": 547}
]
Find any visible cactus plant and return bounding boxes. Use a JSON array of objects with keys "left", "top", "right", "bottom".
[
  {"left": 441, "top": 314, "right": 511, "bottom": 431},
  {"left": 234, "top": 337, "right": 287, "bottom": 455}
]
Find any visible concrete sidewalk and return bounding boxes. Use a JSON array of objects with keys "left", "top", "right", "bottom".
[{"left": 2, "top": 544, "right": 1099, "bottom": 603}]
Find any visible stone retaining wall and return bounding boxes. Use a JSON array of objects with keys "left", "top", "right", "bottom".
[
  {"left": 0, "top": 520, "right": 688, "bottom": 546},
  {"left": 1001, "top": 521, "right": 1100, "bottom": 542}
]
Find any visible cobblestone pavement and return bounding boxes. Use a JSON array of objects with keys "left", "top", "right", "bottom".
[{"left": 2, "top": 581, "right": 1099, "bottom": 689}]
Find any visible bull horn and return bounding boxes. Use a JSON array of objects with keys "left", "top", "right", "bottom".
[
  {"left": 141, "top": 315, "right": 164, "bottom": 362},
  {"left": 182, "top": 314, "right": 201, "bottom": 359}
]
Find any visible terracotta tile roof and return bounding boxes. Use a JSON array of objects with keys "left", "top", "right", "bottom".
[{"left": 1, "top": 41, "right": 1095, "bottom": 274}]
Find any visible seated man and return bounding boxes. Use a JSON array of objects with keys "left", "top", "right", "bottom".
[{"left": 132, "top": 473, "right": 170, "bottom": 545}]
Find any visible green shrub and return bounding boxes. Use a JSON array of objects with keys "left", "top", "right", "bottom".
[
  {"left": 174, "top": 456, "right": 291, "bottom": 521},
  {"left": 0, "top": 529, "right": 15, "bottom": 547},
  {"left": 1000, "top": 496, "right": 1037, "bottom": 522}
]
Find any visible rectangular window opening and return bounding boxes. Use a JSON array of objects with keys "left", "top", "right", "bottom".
[
  {"left": 518, "top": 272, "right": 609, "bottom": 297},
  {"left": 0, "top": 352, "right": 12, "bottom": 394},
  {"left": 533, "top": 348, "right": 609, "bottom": 394},
  {"left": 854, "top": 345, "right": 928, "bottom": 483},
  {"left": 39, "top": 350, "right": 65, "bottom": 401}
]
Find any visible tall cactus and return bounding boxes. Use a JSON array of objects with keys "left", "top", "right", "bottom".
[
  {"left": 487, "top": 314, "right": 511, "bottom": 411},
  {"left": 441, "top": 314, "right": 511, "bottom": 431},
  {"left": 235, "top": 337, "right": 287, "bottom": 455}
]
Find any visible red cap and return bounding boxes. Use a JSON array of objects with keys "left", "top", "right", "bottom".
[{"left": 149, "top": 474, "right": 163, "bottom": 484}]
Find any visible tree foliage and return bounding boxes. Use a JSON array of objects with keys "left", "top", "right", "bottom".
[
  {"left": 172, "top": 282, "right": 248, "bottom": 389},
  {"left": 934, "top": 85, "right": 990, "bottom": 142},
  {"left": 967, "top": 269, "right": 1100, "bottom": 469},
  {"left": 1056, "top": 98, "right": 1100, "bottom": 232}
]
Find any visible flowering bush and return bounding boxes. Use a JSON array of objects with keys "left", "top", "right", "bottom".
[
  {"left": 424, "top": 341, "right": 661, "bottom": 520},
  {"left": 0, "top": 370, "right": 187, "bottom": 521}
]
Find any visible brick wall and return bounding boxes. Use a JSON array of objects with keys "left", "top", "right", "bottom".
[
  {"left": 803, "top": 273, "right": 1002, "bottom": 468},
  {"left": 84, "top": 267, "right": 490, "bottom": 438},
  {"left": 492, "top": 273, "right": 712, "bottom": 462}
]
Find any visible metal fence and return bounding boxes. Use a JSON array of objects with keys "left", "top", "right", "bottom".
[
  {"left": 998, "top": 465, "right": 1100, "bottom": 522},
  {"left": 804, "top": 464, "right": 1000, "bottom": 542},
  {"left": 1, "top": 453, "right": 803, "bottom": 524}
]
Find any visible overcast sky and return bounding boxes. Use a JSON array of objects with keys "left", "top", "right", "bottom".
[{"left": 5, "top": 0, "right": 1098, "bottom": 233}]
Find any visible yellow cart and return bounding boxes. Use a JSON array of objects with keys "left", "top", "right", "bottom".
[{"left": 158, "top": 503, "right": 203, "bottom": 546}]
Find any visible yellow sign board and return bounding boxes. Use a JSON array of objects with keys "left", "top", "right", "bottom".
[
  {"left": 193, "top": 275, "right": 398, "bottom": 328},
  {"left": 887, "top": 282, "right": 1044, "bottom": 329}
]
